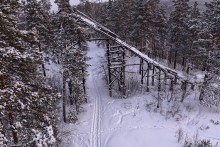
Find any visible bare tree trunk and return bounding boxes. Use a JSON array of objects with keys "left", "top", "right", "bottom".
[
  {"left": 182, "top": 57, "right": 185, "bottom": 67},
  {"left": 0, "top": 74, "right": 19, "bottom": 144},
  {"left": 38, "top": 43, "right": 46, "bottom": 77},
  {"left": 180, "top": 81, "right": 187, "bottom": 102},
  {"left": 174, "top": 50, "right": 177, "bottom": 69},
  {"left": 0, "top": 75, "right": 6, "bottom": 144},
  {"left": 152, "top": 66, "right": 155, "bottom": 86},
  {"left": 68, "top": 80, "right": 73, "bottom": 105},
  {"left": 169, "top": 50, "right": 172, "bottom": 65},
  {"left": 8, "top": 112, "right": 19, "bottom": 145}
]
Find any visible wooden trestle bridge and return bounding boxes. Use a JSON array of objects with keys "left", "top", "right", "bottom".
[{"left": 72, "top": 9, "right": 194, "bottom": 98}]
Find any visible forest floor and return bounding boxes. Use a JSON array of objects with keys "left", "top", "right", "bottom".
[{"left": 55, "top": 42, "right": 220, "bottom": 147}]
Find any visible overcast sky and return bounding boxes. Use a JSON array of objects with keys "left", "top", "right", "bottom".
[{"left": 50, "top": 0, "right": 80, "bottom": 11}]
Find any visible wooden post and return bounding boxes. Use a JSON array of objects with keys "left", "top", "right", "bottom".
[
  {"left": 141, "top": 59, "right": 144, "bottom": 84},
  {"left": 82, "top": 68, "right": 86, "bottom": 95},
  {"left": 106, "top": 40, "right": 112, "bottom": 97},
  {"left": 146, "top": 63, "right": 150, "bottom": 92},
  {"left": 174, "top": 75, "right": 177, "bottom": 84},
  {"left": 158, "top": 69, "right": 161, "bottom": 92},
  {"left": 157, "top": 69, "right": 161, "bottom": 108},
  {"left": 139, "top": 58, "right": 144, "bottom": 75},
  {"left": 122, "top": 47, "right": 126, "bottom": 97},
  {"left": 181, "top": 81, "right": 187, "bottom": 102},
  {"left": 170, "top": 79, "right": 174, "bottom": 91},
  {"left": 186, "top": 65, "right": 190, "bottom": 74},
  {"left": 152, "top": 65, "right": 155, "bottom": 86},
  {"left": 191, "top": 84, "right": 194, "bottom": 90}
]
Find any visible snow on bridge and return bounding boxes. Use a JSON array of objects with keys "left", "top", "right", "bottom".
[{"left": 72, "top": 9, "right": 190, "bottom": 84}]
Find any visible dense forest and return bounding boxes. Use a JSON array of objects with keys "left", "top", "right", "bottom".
[
  {"left": 0, "top": 0, "right": 220, "bottom": 146},
  {"left": 0, "top": 0, "right": 88, "bottom": 146}
]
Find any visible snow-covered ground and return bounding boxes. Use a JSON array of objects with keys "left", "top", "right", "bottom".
[{"left": 57, "top": 42, "right": 220, "bottom": 147}]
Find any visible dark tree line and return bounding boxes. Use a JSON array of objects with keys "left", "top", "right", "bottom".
[{"left": 0, "top": 0, "right": 89, "bottom": 146}]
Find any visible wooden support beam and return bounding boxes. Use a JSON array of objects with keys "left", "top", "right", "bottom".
[
  {"left": 87, "top": 38, "right": 108, "bottom": 41},
  {"left": 146, "top": 62, "right": 150, "bottom": 92},
  {"left": 152, "top": 66, "right": 155, "bottom": 86},
  {"left": 141, "top": 59, "right": 144, "bottom": 84},
  {"left": 122, "top": 47, "right": 126, "bottom": 97},
  {"left": 181, "top": 81, "right": 187, "bottom": 102},
  {"left": 170, "top": 79, "right": 174, "bottom": 91},
  {"left": 107, "top": 39, "right": 112, "bottom": 97},
  {"left": 82, "top": 68, "right": 86, "bottom": 98},
  {"left": 158, "top": 69, "right": 161, "bottom": 92}
]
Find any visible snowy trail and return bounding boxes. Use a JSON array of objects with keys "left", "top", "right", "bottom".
[
  {"left": 88, "top": 75, "right": 102, "bottom": 147},
  {"left": 58, "top": 42, "right": 220, "bottom": 147},
  {"left": 89, "top": 76, "right": 99, "bottom": 147},
  {"left": 87, "top": 42, "right": 103, "bottom": 147}
]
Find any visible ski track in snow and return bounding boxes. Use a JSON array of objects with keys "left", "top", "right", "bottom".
[
  {"left": 91, "top": 76, "right": 102, "bottom": 147},
  {"left": 87, "top": 42, "right": 102, "bottom": 147}
]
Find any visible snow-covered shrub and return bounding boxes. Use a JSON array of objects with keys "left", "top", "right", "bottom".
[
  {"left": 31, "top": 126, "right": 56, "bottom": 147},
  {"left": 183, "top": 139, "right": 193, "bottom": 147},
  {"left": 182, "top": 133, "right": 212, "bottom": 147},
  {"left": 47, "top": 74, "right": 62, "bottom": 91},
  {"left": 200, "top": 75, "right": 220, "bottom": 107},
  {"left": 197, "top": 139, "right": 212, "bottom": 147},
  {"left": 126, "top": 76, "right": 141, "bottom": 96},
  {"left": 176, "top": 128, "right": 184, "bottom": 143},
  {"left": 67, "top": 109, "right": 78, "bottom": 123},
  {"left": 166, "top": 102, "right": 181, "bottom": 118}
]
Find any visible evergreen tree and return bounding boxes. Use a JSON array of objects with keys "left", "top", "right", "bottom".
[
  {"left": 54, "top": 0, "right": 89, "bottom": 123},
  {"left": 169, "top": 0, "right": 191, "bottom": 69},
  {"left": 0, "top": 122, "right": 7, "bottom": 147},
  {"left": 0, "top": 0, "right": 57, "bottom": 146},
  {"left": 194, "top": 0, "right": 220, "bottom": 105},
  {"left": 187, "top": 1, "right": 202, "bottom": 64}
]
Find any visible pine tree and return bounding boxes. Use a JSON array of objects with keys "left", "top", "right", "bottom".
[
  {"left": 54, "top": 0, "right": 89, "bottom": 123},
  {"left": 0, "top": 118, "right": 7, "bottom": 147},
  {"left": 0, "top": 0, "right": 57, "bottom": 146},
  {"left": 187, "top": 1, "right": 202, "bottom": 65},
  {"left": 195, "top": 0, "right": 220, "bottom": 105},
  {"left": 22, "top": 0, "right": 53, "bottom": 76},
  {"left": 169, "top": 0, "right": 191, "bottom": 69}
]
